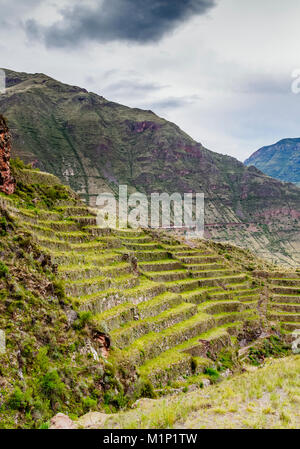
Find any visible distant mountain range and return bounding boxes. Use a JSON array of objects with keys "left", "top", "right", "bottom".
[
  {"left": 245, "top": 138, "right": 300, "bottom": 187},
  {"left": 0, "top": 68, "right": 300, "bottom": 266}
]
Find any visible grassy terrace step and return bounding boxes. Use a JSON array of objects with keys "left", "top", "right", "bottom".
[
  {"left": 134, "top": 250, "right": 170, "bottom": 261},
  {"left": 144, "top": 269, "right": 189, "bottom": 283},
  {"left": 138, "top": 323, "right": 242, "bottom": 387},
  {"left": 123, "top": 242, "right": 162, "bottom": 251},
  {"left": 69, "top": 216, "right": 98, "bottom": 226},
  {"left": 65, "top": 274, "right": 139, "bottom": 297},
  {"left": 269, "top": 278, "right": 300, "bottom": 286},
  {"left": 280, "top": 322, "right": 300, "bottom": 332},
  {"left": 268, "top": 311, "right": 300, "bottom": 323},
  {"left": 162, "top": 245, "right": 198, "bottom": 252},
  {"left": 197, "top": 274, "right": 249, "bottom": 288},
  {"left": 9, "top": 206, "right": 61, "bottom": 221},
  {"left": 189, "top": 269, "right": 236, "bottom": 279},
  {"left": 271, "top": 286, "right": 300, "bottom": 295},
  {"left": 232, "top": 288, "right": 260, "bottom": 297},
  {"left": 111, "top": 302, "right": 198, "bottom": 349},
  {"left": 269, "top": 302, "right": 300, "bottom": 313},
  {"left": 171, "top": 250, "right": 213, "bottom": 258},
  {"left": 112, "top": 229, "right": 145, "bottom": 238},
  {"left": 224, "top": 281, "right": 251, "bottom": 291},
  {"left": 58, "top": 262, "right": 131, "bottom": 281},
  {"left": 137, "top": 292, "right": 183, "bottom": 319},
  {"left": 83, "top": 226, "right": 113, "bottom": 237},
  {"left": 57, "top": 206, "right": 97, "bottom": 217},
  {"left": 78, "top": 279, "right": 166, "bottom": 313},
  {"left": 164, "top": 275, "right": 249, "bottom": 294},
  {"left": 36, "top": 237, "right": 106, "bottom": 252},
  {"left": 176, "top": 255, "right": 221, "bottom": 264},
  {"left": 271, "top": 294, "right": 300, "bottom": 304},
  {"left": 92, "top": 303, "right": 136, "bottom": 332},
  {"left": 181, "top": 287, "right": 223, "bottom": 304},
  {"left": 92, "top": 293, "right": 183, "bottom": 332},
  {"left": 237, "top": 294, "right": 260, "bottom": 304},
  {"left": 185, "top": 263, "right": 226, "bottom": 271},
  {"left": 197, "top": 300, "right": 244, "bottom": 315},
  {"left": 138, "top": 260, "right": 183, "bottom": 272},
  {"left": 267, "top": 272, "right": 300, "bottom": 279},
  {"left": 110, "top": 312, "right": 216, "bottom": 367},
  {"left": 38, "top": 219, "right": 79, "bottom": 232},
  {"left": 164, "top": 278, "right": 202, "bottom": 293},
  {"left": 44, "top": 249, "right": 122, "bottom": 265},
  {"left": 22, "top": 223, "right": 93, "bottom": 243},
  {"left": 119, "top": 236, "right": 153, "bottom": 244},
  {"left": 213, "top": 310, "right": 256, "bottom": 327},
  {"left": 137, "top": 321, "right": 243, "bottom": 387}
]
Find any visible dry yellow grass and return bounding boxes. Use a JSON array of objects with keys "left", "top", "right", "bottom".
[{"left": 104, "top": 355, "right": 300, "bottom": 429}]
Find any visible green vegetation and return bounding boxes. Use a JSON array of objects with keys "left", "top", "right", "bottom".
[
  {"left": 0, "top": 161, "right": 298, "bottom": 429},
  {"left": 104, "top": 355, "right": 300, "bottom": 429}
]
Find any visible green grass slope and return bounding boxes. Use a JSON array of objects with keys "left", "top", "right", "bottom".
[{"left": 0, "top": 163, "right": 298, "bottom": 429}]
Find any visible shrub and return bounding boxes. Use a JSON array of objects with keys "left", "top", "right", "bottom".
[
  {"left": 7, "top": 387, "right": 32, "bottom": 411},
  {"left": 204, "top": 367, "right": 220, "bottom": 383},
  {"left": 39, "top": 369, "right": 66, "bottom": 398},
  {"left": 0, "top": 261, "right": 8, "bottom": 278},
  {"left": 82, "top": 396, "right": 97, "bottom": 412},
  {"left": 139, "top": 380, "right": 157, "bottom": 399},
  {"left": 73, "top": 311, "right": 93, "bottom": 330}
]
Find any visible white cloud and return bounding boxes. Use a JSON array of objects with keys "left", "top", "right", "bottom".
[{"left": 0, "top": 0, "right": 300, "bottom": 161}]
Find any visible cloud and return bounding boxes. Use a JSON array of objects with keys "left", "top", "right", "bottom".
[
  {"left": 25, "top": 0, "right": 216, "bottom": 48},
  {"left": 101, "top": 79, "right": 168, "bottom": 100},
  {"left": 149, "top": 95, "right": 200, "bottom": 110}
]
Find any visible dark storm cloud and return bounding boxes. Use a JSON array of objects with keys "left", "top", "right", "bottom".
[{"left": 25, "top": 0, "right": 216, "bottom": 47}]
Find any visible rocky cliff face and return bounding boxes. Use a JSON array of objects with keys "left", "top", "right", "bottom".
[
  {"left": 0, "top": 115, "right": 15, "bottom": 194},
  {"left": 0, "top": 69, "right": 299, "bottom": 266},
  {"left": 245, "top": 138, "right": 300, "bottom": 187}
]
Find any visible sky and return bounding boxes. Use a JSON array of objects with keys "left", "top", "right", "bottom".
[{"left": 1, "top": 0, "right": 300, "bottom": 161}]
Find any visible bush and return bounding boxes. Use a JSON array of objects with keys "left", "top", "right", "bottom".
[
  {"left": 82, "top": 396, "right": 97, "bottom": 412},
  {"left": 73, "top": 311, "right": 93, "bottom": 330},
  {"left": 139, "top": 380, "right": 157, "bottom": 399},
  {"left": 0, "top": 261, "right": 8, "bottom": 278},
  {"left": 39, "top": 369, "right": 66, "bottom": 397},
  {"left": 204, "top": 367, "right": 220, "bottom": 383},
  {"left": 7, "top": 387, "right": 32, "bottom": 411}
]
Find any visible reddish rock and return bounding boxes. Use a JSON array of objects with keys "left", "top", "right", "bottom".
[{"left": 0, "top": 115, "right": 15, "bottom": 195}]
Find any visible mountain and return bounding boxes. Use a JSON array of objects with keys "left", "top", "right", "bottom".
[
  {"left": 245, "top": 138, "right": 300, "bottom": 187},
  {"left": 1, "top": 68, "right": 300, "bottom": 266}
]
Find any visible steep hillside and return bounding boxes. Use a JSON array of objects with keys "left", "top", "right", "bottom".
[
  {"left": 245, "top": 138, "right": 300, "bottom": 187},
  {"left": 1, "top": 68, "right": 300, "bottom": 267},
  {"left": 0, "top": 158, "right": 299, "bottom": 429}
]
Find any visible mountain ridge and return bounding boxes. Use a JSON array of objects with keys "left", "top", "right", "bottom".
[
  {"left": 0, "top": 68, "right": 300, "bottom": 266},
  {"left": 245, "top": 138, "right": 300, "bottom": 187}
]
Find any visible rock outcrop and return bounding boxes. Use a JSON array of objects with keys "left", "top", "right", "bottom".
[{"left": 0, "top": 115, "right": 15, "bottom": 195}]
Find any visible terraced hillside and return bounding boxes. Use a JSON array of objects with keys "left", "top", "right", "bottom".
[
  {"left": 1, "top": 69, "right": 300, "bottom": 267},
  {"left": 2, "top": 167, "right": 299, "bottom": 398},
  {"left": 267, "top": 272, "right": 300, "bottom": 333},
  {"left": 2, "top": 167, "right": 282, "bottom": 393}
]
